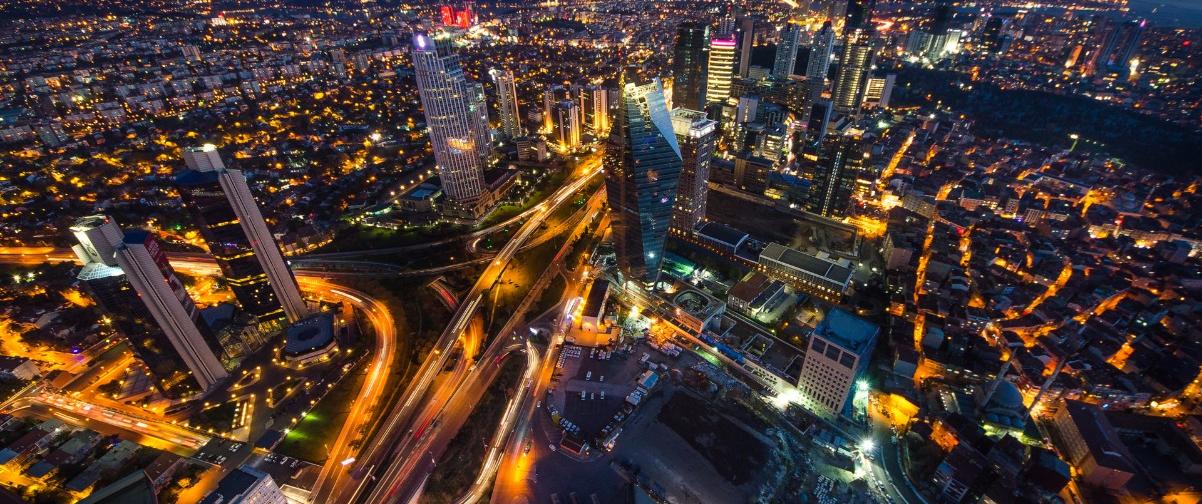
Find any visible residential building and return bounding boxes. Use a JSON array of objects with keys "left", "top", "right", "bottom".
[
  {"left": 773, "top": 23, "right": 802, "bottom": 79},
  {"left": 489, "top": 68, "right": 522, "bottom": 138},
  {"left": 832, "top": 0, "right": 876, "bottom": 114},
  {"left": 806, "top": 22, "right": 836, "bottom": 88},
  {"left": 669, "top": 108, "right": 717, "bottom": 233}
]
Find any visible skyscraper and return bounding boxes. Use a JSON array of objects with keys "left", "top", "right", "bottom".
[
  {"left": 672, "top": 22, "right": 710, "bottom": 111},
  {"left": 411, "top": 32, "right": 491, "bottom": 214},
  {"left": 543, "top": 84, "right": 571, "bottom": 132},
  {"left": 773, "top": 23, "right": 803, "bottom": 79},
  {"left": 805, "top": 22, "right": 835, "bottom": 87},
  {"left": 177, "top": 146, "right": 308, "bottom": 327},
  {"left": 669, "top": 108, "right": 717, "bottom": 234},
  {"left": 72, "top": 215, "right": 227, "bottom": 398},
  {"left": 489, "top": 68, "right": 522, "bottom": 138},
  {"left": 807, "top": 129, "right": 868, "bottom": 217},
  {"left": 832, "top": 0, "right": 876, "bottom": 115},
  {"left": 604, "top": 69, "right": 683, "bottom": 285},
  {"left": 551, "top": 100, "right": 581, "bottom": 152},
  {"left": 736, "top": 17, "right": 756, "bottom": 78},
  {"left": 576, "top": 83, "right": 610, "bottom": 136},
  {"left": 115, "top": 230, "right": 229, "bottom": 394},
  {"left": 705, "top": 37, "right": 738, "bottom": 106}
]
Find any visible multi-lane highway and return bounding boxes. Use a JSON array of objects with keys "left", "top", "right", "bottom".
[{"left": 346, "top": 163, "right": 602, "bottom": 503}]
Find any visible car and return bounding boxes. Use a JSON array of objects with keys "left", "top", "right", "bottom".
[
  {"left": 548, "top": 444, "right": 558, "bottom": 452},
  {"left": 599, "top": 375, "right": 605, "bottom": 382},
  {"left": 585, "top": 371, "right": 592, "bottom": 381}
]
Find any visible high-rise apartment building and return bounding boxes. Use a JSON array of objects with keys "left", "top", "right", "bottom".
[
  {"left": 705, "top": 37, "right": 738, "bottom": 106},
  {"left": 411, "top": 33, "right": 491, "bottom": 215},
  {"left": 72, "top": 215, "right": 226, "bottom": 399},
  {"left": 177, "top": 146, "right": 308, "bottom": 326},
  {"left": 605, "top": 70, "right": 683, "bottom": 285},
  {"left": 672, "top": 22, "right": 710, "bottom": 111},
  {"left": 805, "top": 22, "right": 836, "bottom": 87},
  {"left": 551, "top": 100, "right": 581, "bottom": 152},
  {"left": 807, "top": 128, "right": 867, "bottom": 217},
  {"left": 669, "top": 109, "right": 717, "bottom": 234},
  {"left": 575, "top": 83, "right": 610, "bottom": 136},
  {"left": 832, "top": 0, "right": 876, "bottom": 115},
  {"left": 543, "top": 84, "right": 571, "bottom": 132},
  {"left": 489, "top": 68, "right": 522, "bottom": 138},
  {"left": 773, "top": 23, "right": 803, "bottom": 79}
]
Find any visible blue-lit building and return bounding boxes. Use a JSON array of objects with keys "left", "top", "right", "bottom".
[
  {"left": 798, "top": 308, "right": 879, "bottom": 419},
  {"left": 604, "top": 68, "right": 682, "bottom": 285}
]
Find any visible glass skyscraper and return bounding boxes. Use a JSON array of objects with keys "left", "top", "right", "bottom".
[
  {"left": 671, "top": 21, "right": 709, "bottom": 111},
  {"left": 604, "top": 69, "right": 683, "bottom": 285}
]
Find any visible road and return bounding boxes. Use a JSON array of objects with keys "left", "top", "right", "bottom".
[
  {"left": 0, "top": 251, "right": 401, "bottom": 504},
  {"left": 349, "top": 162, "right": 602, "bottom": 504}
]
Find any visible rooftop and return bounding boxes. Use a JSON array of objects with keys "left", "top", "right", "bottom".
[
  {"left": 813, "top": 308, "right": 879, "bottom": 355},
  {"left": 697, "top": 221, "right": 749, "bottom": 248},
  {"left": 284, "top": 312, "right": 336, "bottom": 356},
  {"left": 759, "top": 242, "right": 853, "bottom": 285}
]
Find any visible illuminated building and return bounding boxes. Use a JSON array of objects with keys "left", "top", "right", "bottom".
[
  {"left": 832, "top": 0, "right": 876, "bottom": 115},
  {"left": 1051, "top": 400, "right": 1136, "bottom": 490},
  {"left": 543, "top": 84, "right": 570, "bottom": 132},
  {"left": 756, "top": 242, "right": 854, "bottom": 302},
  {"left": 773, "top": 23, "right": 802, "bottom": 79},
  {"left": 705, "top": 37, "right": 738, "bottom": 106},
  {"left": 736, "top": 17, "right": 756, "bottom": 78},
  {"left": 806, "top": 22, "right": 835, "bottom": 88},
  {"left": 72, "top": 215, "right": 225, "bottom": 399},
  {"left": 796, "top": 308, "right": 878, "bottom": 419},
  {"left": 551, "top": 100, "right": 581, "bottom": 152},
  {"left": 1097, "top": 19, "right": 1145, "bottom": 74},
  {"left": 669, "top": 108, "right": 717, "bottom": 233},
  {"left": 410, "top": 33, "right": 492, "bottom": 216},
  {"left": 807, "top": 128, "right": 867, "bottom": 217},
  {"left": 439, "top": 3, "right": 474, "bottom": 29},
  {"left": 177, "top": 146, "right": 309, "bottom": 326},
  {"left": 863, "top": 74, "right": 895, "bottom": 109},
  {"left": 489, "top": 68, "right": 522, "bottom": 138},
  {"left": 200, "top": 465, "right": 287, "bottom": 504},
  {"left": 672, "top": 21, "right": 709, "bottom": 111},
  {"left": 574, "top": 83, "right": 610, "bottom": 135},
  {"left": 604, "top": 69, "right": 682, "bottom": 285}
]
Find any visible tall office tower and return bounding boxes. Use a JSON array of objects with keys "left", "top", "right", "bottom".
[
  {"left": 489, "top": 68, "right": 523, "bottom": 138},
  {"left": 806, "top": 22, "right": 836, "bottom": 87},
  {"left": 736, "top": 17, "right": 756, "bottom": 78},
  {"left": 807, "top": 128, "right": 867, "bottom": 217},
  {"left": 773, "top": 23, "right": 803, "bottom": 79},
  {"left": 411, "top": 33, "right": 491, "bottom": 214},
  {"left": 705, "top": 37, "right": 738, "bottom": 106},
  {"left": 672, "top": 22, "right": 710, "bottom": 111},
  {"left": 469, "top": 81, "right": 492, "bottom": 159},
  {"left": 576, "top": 84, "right": 610, "bottom": 135},
  {"left": 543, "top": 84, "right": 571, "bottom": 132},
  {"left": 832, "top": 0, "right": 876, "bottom": 115},
  {"left": 72, "top": 215, "right": 221, "bottom": 399},
  {"left": 114, "top": 230, "right": 229, "bottom": 395},
  {"left": 804, "top": 99, "right": 834, "bottom": 152},
  {"left": 551, "top": 100, "right": 581, "bottom": 152},
  {"left": 980, "top": 15, "right": 1010, "bottom": 55},
  {"left": 604, "top": 70, "right": 682, "bottom": 285},
  {"left": 717, "top": 15, "right": 736, "bottom": 37},
  {"left": 177, "top": 146, "right": 308, "bottom": 326},
  {"left": 669, "top": 109, "right": 717, "bottom": 234},
  {"left": 1098, "top": 19, "right": 1145, "bottom": 73}
]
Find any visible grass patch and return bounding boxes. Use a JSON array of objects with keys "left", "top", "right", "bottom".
[
  {"left": 423, "top": 357, "right": 525, "bottom": 503},
  {"left": 483, "top": 236, "right": 564, "bottom": 336},
  {"left": 657, "top": 391, "right": 769, "bottom": 485},
  {"left": 314, "top": 222, "right": 468, "bottom": 253},
  {"left": 274, "top": 361, "right": 368, "bottom": 464}
]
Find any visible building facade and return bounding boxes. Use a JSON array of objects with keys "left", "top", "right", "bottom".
[
  {"left": 832, "top": 0, "right": 876, "bottom": 115},
  {"left": 604, "top": 70, "right": 683, "bottom": 285},
  {"left": 177, "top": 146, "right": 308, "bottom": 326},
  {"left": 671, "top": 22, "right": 709, "bottom": 111},
  {"left": 772, "top": 23, "right": 802, "bottom": 79},
  {"left": 806, "top": 22, "right": 836, "bottom": 88},
  {"left": 669, "top": 108, "right": 717, "bottom": 234},
  {"left": 797, "top": 308, "right": 878, "bottom": 419},
  {"left": 807, "top": 128, "right": 867, "bottom": 218},
  {"left": 705, "top": 37, "right": 738, "bottom": 106},
  {"left": 411, "top": 33, "right": 491, "bottom": 215},
  {"left": 490, "top": 68, "right": 522, "bottom": 138}
]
